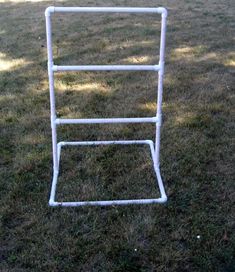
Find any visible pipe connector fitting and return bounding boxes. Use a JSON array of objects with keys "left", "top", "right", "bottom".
[
  {"left": 159, "top": 196, "right": 168, "bottom": 203},
  {"left": 157, "top": 114, "right": 162, "bottom": 126},
  {"left": 158, "top": 61, "right": 165, "bottom": 76},
  {"left": 158, "top": 7, "right": 168, "bottom": 18},
  {"left": 49, "top": 199, "right": 57, "bottom": 206},
  {"left": 45, "top": 6, "right": 55, "bottom": 17}
]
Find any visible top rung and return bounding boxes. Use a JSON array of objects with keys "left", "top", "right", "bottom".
[{"left": 45, "top": 7, "right": 167, "bottom": 16}]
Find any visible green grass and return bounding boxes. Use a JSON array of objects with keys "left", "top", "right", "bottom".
[{"left": 0, "top": 0, "right": 234, "bottom": 271}]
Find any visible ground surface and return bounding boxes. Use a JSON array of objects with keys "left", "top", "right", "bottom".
[{"left": 0, "top": 0, "right": 234, "bottom": 271}]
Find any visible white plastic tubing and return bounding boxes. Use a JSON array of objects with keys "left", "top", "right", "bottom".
[{"left": 45, "top": 7, "right": 168, "bottom": 207}]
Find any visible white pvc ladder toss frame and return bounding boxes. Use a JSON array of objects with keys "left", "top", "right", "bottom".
[{"left": 45, "top": 6, "right": 168, "bottom": 207}]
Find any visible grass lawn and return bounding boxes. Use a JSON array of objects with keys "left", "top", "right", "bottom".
[{"left": 0, "top": 0, "right": 234, "bottom": 271}]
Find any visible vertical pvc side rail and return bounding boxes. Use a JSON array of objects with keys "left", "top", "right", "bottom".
[
  {"left": 155, "top": 10, "right": 167, "bottom": 166},
  {"left": 45, "top": 11, "right": 58, "bottom": 172}
]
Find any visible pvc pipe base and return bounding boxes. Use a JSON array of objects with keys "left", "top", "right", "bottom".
[{"left": 49, "top": 140, "right": 167, "bottom": 207}]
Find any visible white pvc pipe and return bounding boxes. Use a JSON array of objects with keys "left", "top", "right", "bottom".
[
  {"left": 148, "top": 140, "right": 167, "bottom": 200},
  {"left": 56, "top": 117, "right": 158, "bottom": 125},
  {"left": 53, "top": 65, "right": 160, "bottom": 72},
  {"left": 45, "top": 10, "right": 58, "bottom": 172},
  {"left": 49, "top": 169, "right": 59, "bottom": 206},
  {"left": 45, "top": 7, "right": 167, "bottom": 16},
  {"left": 50, "top": 198, "right": 166, "bottom": 207},
  {"left": 46, "top": 6, "right": 168, "bottom": 207},
  {"left": 58, "top": 140, "right": 152, "bottom": 146},
  {"left": 155, "top": 11, "right": 167, "bottom": 165}
]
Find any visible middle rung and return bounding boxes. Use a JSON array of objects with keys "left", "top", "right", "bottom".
[
  {"left": 56, "top": 117, "right": 158, "bottom": 125},
  {"left": 53, "top": 65, "right": 160, "bottom": 72}
]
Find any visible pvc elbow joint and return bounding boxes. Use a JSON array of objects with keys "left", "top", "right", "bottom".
[
  {"left": 159, "top": 7, "right": 168, "bottom": 17},
  {"left": 160, "top": 196, "right": 168, "bottom": 203},
  {"left": 45, "top": 6, "right": 55, "bottom": 16}
]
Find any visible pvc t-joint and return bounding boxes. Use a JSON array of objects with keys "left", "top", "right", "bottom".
[
  {"left": 158, "top": 62, "right": 165, "bottom": 76},
  {"left": 157, "top": 113, "right": 162, "bottom": 126}
]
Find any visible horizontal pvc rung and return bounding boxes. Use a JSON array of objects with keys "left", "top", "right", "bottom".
[
  {"left": 50, "top": 198, "right": 167, "bottom": 207},
  {"left": 49, "top": 7, "right": 167, "bottom": 15},
  {"left": 56, "top": 117, "right": 158, "bottom": 125},
  {"left": 53, "top": 65, "right": 160, "bottom": 72},
  {"left": 58, "top": 140, "right": 153, "bottom": 147}
]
